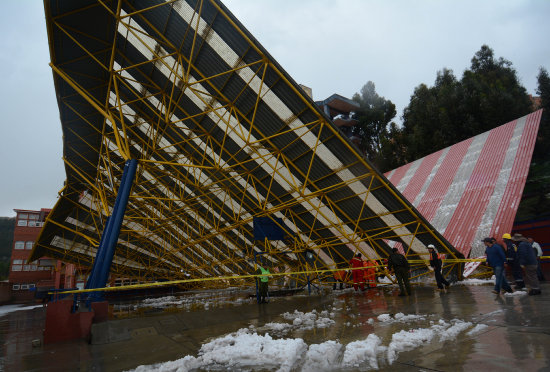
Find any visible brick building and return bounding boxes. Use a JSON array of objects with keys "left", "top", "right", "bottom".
[{"left": 8, "top": 208, "right": 56, "bottom": 302}]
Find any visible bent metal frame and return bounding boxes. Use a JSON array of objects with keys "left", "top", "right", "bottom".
[{"left": 32, "top": 0, "right": 464, "bottom": 293}]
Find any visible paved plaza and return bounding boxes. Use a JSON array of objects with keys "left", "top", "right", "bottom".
[{"left": 1, "top": 280, "right": 549, "bottom": 371}]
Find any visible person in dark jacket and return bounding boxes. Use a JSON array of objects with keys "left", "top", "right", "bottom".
[
  {"left": 483, "top": 237, "right": 513, "bottom": 294},
  {"left": 427, "top": 244, "right": 450, "bottom": 290},
  {"left": 387, "top": 248, "right": 411, "bottom": 296},
  {"left": 528, "top": 237, "right": 545, "bottom": 281},
  {"left": 513, "top": 234, "right": 541, "bottom": 295},
  {"left": 503, "top": 233, "right": 525, "bottom": 289}
]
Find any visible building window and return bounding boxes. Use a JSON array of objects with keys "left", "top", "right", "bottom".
[
  {"left": 25, "top": 241, "right": 33, "bottom": 250},
  {"left": 20, "top": 284, "right": 29, "bottom": 290},
  {"left": 17, "top": 220, "right": 28, "bottom": 226},
  {"left": 12, "top": 265, "right": 22, "bottom": 271},
  {"left": 29, "top": 284, "right": 35, "bottom": 289},
  {"left": 14, "top": 241, "right": 25, "bottom": 250},
  {"left": 31, "top": 265, "right": 37, "bottom": 271},
  {"left": 28, "top": 214, "right": 39, "bottom": 220},
  {"left": 12, "top": 284, "right": 20, "bottom": 290},
  {"left": 18, "top": 213, "right": 28, "bottom": 220},
  {"left": 39, "top": 259, "right": 54, "bottom": 267},
  {"left": 23, "top": 265, "right": 31, "bottom": 271}
]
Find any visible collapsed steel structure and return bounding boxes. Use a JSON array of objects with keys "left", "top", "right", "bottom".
[{"left": 31, "top": 0, "right": 461, "bottom": 289}]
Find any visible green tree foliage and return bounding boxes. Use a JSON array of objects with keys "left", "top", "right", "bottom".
[
  {"left": 0, "top": 217, "right": 15, "bottom": 259},
  {"left": 533, "top": 67, "right": 550, "bottom": 162},
  {"left": 351, "top": 81, "right": 398, "bottom": 170},
  {"left": 0, "top": 217, "right": 15, "bottom": 280},
  {"left": 516, "top": 67, "right": 550, "bottom": 221},
  {"left": 400, "top": 45, "right": 532, "bottom": 164}
]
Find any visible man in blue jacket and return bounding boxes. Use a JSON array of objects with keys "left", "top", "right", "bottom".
[
  {"left": 513, "top": 233, "right": 541, "bottom": 295},
  {"left": 483, "top": 237, "right": 513, "bottom": 294},
  {"left": 503, "top": 233, "right": 525, "bottom": 290}
]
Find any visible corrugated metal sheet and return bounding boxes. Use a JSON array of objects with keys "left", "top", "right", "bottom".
[
  {"left": 33, "top": 0, "right": 460, "bottom": 281},
  {"left": 385, "top": 110, "right": 542, "bottom": 257}
]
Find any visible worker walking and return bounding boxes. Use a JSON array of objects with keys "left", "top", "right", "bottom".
[
  {"left": 514, "top": 234, "right": 541, "bottom": 295},
  {"left": 503, "top": 233, "right": 525, "bottom": 290},
  {"left": 427, "top": 244, "right": 450, "bottom": 291},
  {"left": 482, "top": 237, "right": 513, "bottom": 294},
  {"left": 350, "top": 253, "right": 365, "bottom": 291},
  {"left": 387, "top": 248, "right": 411, "bottom": 296},
  {"left": 255, "top": 264, "right": 271, "bottom": 303}
]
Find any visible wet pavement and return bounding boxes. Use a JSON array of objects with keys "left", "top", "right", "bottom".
[{"left": 1, "top": 281, "right": 549, "bottom": 371}]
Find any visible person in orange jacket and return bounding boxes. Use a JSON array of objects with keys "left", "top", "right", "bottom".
[
  {"left": 350, "top": 253, "right": 365, "bottom": 291},
  {"left": 363, "top": 260, "right": 377, "bottom": 288},
  {"left": 332, "top": 270, "right": 347, "bottom": 290}
]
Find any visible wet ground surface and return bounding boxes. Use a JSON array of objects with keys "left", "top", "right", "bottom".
[{"left": 1, "top": 281, "right": 549, "bottom": 371}]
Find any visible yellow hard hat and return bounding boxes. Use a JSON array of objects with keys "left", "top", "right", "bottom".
[{"left": 502, "top": 233, "right": 512, "bottom": 240}]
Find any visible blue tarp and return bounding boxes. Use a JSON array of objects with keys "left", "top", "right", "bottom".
[{"left": 253, "top": 217, "right": 286, "bottom": 240}]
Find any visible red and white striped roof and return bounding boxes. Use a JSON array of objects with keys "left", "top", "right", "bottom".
[{"left": 385, "top": 110, "right": 542, "bottom": 258}]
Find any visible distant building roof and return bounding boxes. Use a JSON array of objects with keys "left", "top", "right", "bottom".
[{"left": 316, "top": 94, "right": 360, "bottom": 115}]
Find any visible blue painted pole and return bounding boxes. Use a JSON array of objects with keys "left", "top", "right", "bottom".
[
  {"left": 86, "top": 159, "right": 137, "bottom": 298},
  {"left": 85, "top": 216, "right": 111, "bottom": 289}
]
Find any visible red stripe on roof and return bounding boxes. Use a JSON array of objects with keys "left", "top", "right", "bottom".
[
  {"left": 402, "top": 150, "right": 444, "bottom": 203},
  {"left": 444, "top": 120, "right": 517, "bottom": 255},
  {"left": 415, "top": 138, "right": 473, "bottom": 221},
  {"left": 491, "top": 110, "right": 543, "bottom": 239},
  {"left": 386, "top": 161, "right": 412, "bottom": 186}
]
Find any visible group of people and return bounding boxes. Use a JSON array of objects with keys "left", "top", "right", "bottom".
[
  {"left": 333, "top": 254, "right": 379, "bottom": 291},
  {"left": 483, "top": 233, "right": 544, "bottom": 296},
  {"left": 386, "top": 244, "right": 450, "bottom": 296},
  {"left": 341, "top": 245, "right": 449, "bottom": 297},
  {"left": 256, "top": 233, "right": 544, "bottom": 303}
]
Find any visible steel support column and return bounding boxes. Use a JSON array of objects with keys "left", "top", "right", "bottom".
[{"left": 86, "top": 159, "right": 138, "bottom": 293}]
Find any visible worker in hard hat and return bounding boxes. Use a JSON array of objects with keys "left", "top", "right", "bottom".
[{"left": 502, "top": 233, "right": 525, "bottom": 290}]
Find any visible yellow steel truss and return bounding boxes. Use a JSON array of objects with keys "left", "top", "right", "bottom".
[{"left": 34, "top": 0, "right": 463, "bottom": 290}]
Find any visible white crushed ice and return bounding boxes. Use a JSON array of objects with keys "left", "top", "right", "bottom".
[
  {"left": 302, "top": 340, "right": 343, "bottom": 372},
  {"left": 504, "top": 290, "right": 527, "bottom": 296},
  {"left": 377, "top": 312, "right": 425, "bottom": 323},
  {"left": 467, "top": 324, "right": 488, "bottom": 336},
  {"left": 129, "top": 313, "right": 482, "bottom": 371},
  {"left": 343, "top": 333, "right": 384, "bottom": 369},
  {"left": 456, "top": 278, "right": 494, "bottom": 285}
]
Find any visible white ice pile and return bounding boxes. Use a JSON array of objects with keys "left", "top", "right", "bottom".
[
  {"left": 255, "top": 309, "right": 335, "bottom": 336},
  {"left": 377, "top": 312, "right": 426, "bottom": 323},
  {"left": 456, "top": 278, "right": 494, "bottom": 286},
  {"left": 466, "top": 324, "right": 488, "bottom": 336},
  {"left": 130, "top": 313, "right": 486, "bottom": 372},
  {"left": 504, "top": 290, "right": 528, "bottom": 297},
  {"left": 138, "top": 290, "right": 249, "bottom": 311},
  {"left": 282, "top": 309, "right": 335, "bottom": 330}
]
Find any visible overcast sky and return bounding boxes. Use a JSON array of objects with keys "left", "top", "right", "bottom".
[{"left": 1, "top": 0, "right": 549, "bottom": 217}]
